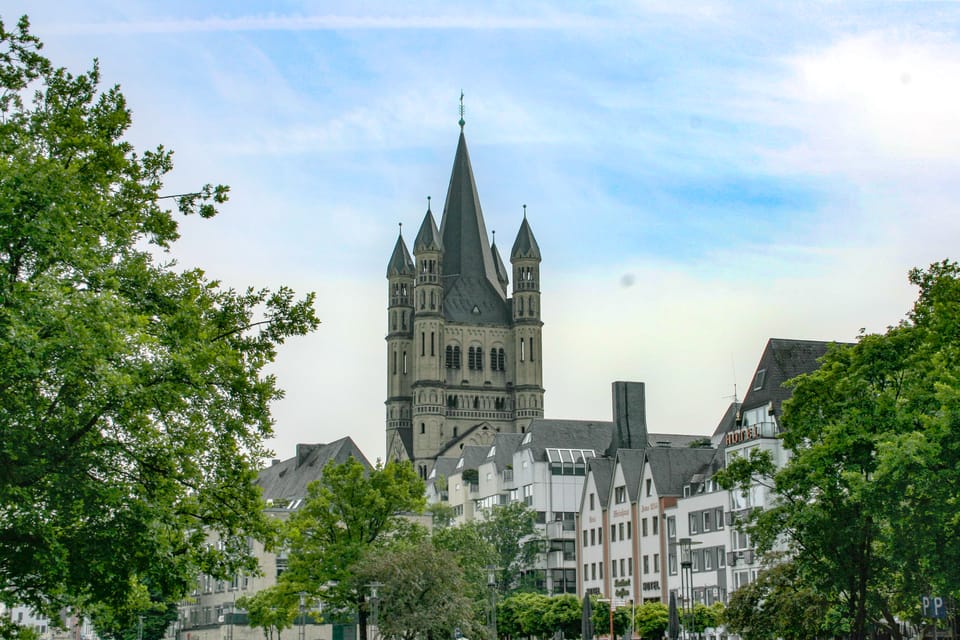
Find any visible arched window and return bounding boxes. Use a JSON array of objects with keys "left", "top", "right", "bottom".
[
  {"left": 420, "top": 423, "right": 425, "bottom": 434},
  {"left": 446, "top": 345, "right": 454, "bottom": 368},
  {"left": 517, "top": 297, "right": 524, "bottom": 316},
  {"left": 453, "top": 346, "right": 461, "bottom": 369},
  {"left": 498, "top": 348, "right": 505, "bottom": 371},
  {"left": 391, "top": 311, "right": 397, "bottom": 331},
  {"left": 520, "top": 338, "right": 525, "bottom": 362},
  {"left": 402, "top": 351, "right": 408, "bottom": 374},
  {"left": 490, "top": 348, "right": 497, "bottom": 370},
  {"left": 529, "top": 337, "right": 534, "bottom": 362},
  {"left": 473, "top": 396, "right": 479, "bottom": 409}
]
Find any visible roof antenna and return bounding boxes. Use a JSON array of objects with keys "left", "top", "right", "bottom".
[{"left": 458, "top": 91, "right": 465, "bottom": 131}]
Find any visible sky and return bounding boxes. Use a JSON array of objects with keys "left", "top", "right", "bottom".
[{"left": 8, "top": 1, "right": 960, "bottom": 464}]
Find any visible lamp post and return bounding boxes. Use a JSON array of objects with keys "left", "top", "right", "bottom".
[
  {"left": 367, "top": 582, "right": 383, "bottom": 640},
  {"left": 298, "top": 592, "right": 306, "bottom": 640},
  {"left": 677, "top": 538, "right": 695, "bottom": 640},
  {"left": 486, "top": 565, "right": 498, "bottom": 640}
]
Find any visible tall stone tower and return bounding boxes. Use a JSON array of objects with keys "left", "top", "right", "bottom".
[{"left": 385, "top": 125, "right": 544, "bottom": 480}]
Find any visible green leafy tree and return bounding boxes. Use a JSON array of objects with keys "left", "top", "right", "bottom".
[
  {"left": 237, "top": 587, "right": 298, "bottom": 640},
  {"left": 476, "top": 502, "right": 541, "bottom": 594},
  {"left": 634, "top": 602, "right": 668, "bottom": 640},
  {"left": 355, "top": 540, "right": 480, "bottom": 640},
  {"left": 542, "top": 594, "right": 582, "bottom": 639},
  {"left": 0, "top": 15, "right": 318, "bottom": 622},
  {"left": 432, "top": 521, "right": 497, "bottom": 614},
  {"left": 281, "top": 458, "right": 425, "bottom": 640},
  {"left": 722, "top": 559, "right": 840, "bottom": 640},
  {"left": 0, "top": 619, "right": 41, "bottom": 640},
  {"left": 691, "top": 603, "right": 723, "bottom": 633},
  {"left": 591, "top": 599, "right": 632, "bottom": 640},
  {"left": 720, "top": 261, "right": 960, "bottom": 640}
]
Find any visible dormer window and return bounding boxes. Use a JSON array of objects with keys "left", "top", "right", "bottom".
[{"left": 753, "top": 369, "right": 766, "bottom": 390}]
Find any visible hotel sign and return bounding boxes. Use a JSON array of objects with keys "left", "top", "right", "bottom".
[{"left": 725, "top": 425, "right": 763, "bottom": 446}]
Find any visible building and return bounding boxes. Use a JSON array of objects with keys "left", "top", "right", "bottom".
[
  {"left": 385, "top": 122, "right": 544, "bottom": 481},
  {"left": 177, "top": 438, "right": 370, "bottom": 640}
]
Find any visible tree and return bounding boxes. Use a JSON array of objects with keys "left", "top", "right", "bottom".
[
  {"left": 476, "top": 502, "right": 541, "bottom": 594},
  {"left": 633, "top": 602, "right": 668, "bottom": 640},
  {"left": 355, "top": 540, "right": 480, "bottom": 640},
  {"left": 0, "top": 15, "right": 318, "bottom": 622},
  {"left": 722, "top": 559, "right": 840, "bottom": 640},
  {"left": 281, "top": 458, "right": 426, "bottom": 640},
  {"left": 237, "top": 587, "right": 298, "bottom": 640},
  {"left": 720, "top": 261, "right": 960, "bottom": 640},
  {"left": 591, "top": 598, "right": 632, "bottom": 640},
  {"left": 542, "top": 594, "right": 582, "bottom": 639}
]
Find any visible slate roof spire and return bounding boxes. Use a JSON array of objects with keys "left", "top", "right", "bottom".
[
  {"left": 491, "top": 230, "right": 510, "bottom": 295},
  {"left": 511, "top": 205, "right": 541, "bottom": 261},
  {"left": 386, "top": 222, "right": 415, "bottom": 277},
  {"left": 414, "top": 196, "right": 442, "bottom": 253},
  {"left": 438, "top": 130, "right": 503, "bottom": 297}
]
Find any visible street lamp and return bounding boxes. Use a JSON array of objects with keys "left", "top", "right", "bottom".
[
  {"left": 298, "top": 592, "right": 306, "bottom": 640},
  {"left": 676, "top": 538, "right": 700, "bottom": 640},
  {"left": 486, "top": 565, "right": 498, "bottom": 639},
  {"left": 367, "top": 582, "right": 383, "bottom": 640}
]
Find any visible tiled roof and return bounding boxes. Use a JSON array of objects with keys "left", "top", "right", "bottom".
[
  {"left": 644, "top": 447, "right": 717, "bottom": 498},
  {"left": 586, "top": 457, "right": 616, "bottom": 508},
  {"left": 616, "top": 449, "right": 646, "bottom": 502},
  {"left": 520, "top": 419, "right": 615, "bottom": 460},
  {"left": 510, "top": 216, "right": 541, "bottom": 261}
]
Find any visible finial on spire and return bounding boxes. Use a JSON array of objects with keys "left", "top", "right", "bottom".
[
  {"left": 492, "top": 229, "right": 496, "bottom": 245},
  {"left": 523, "top": 204, "right": 527, "bottom": 219},
  {"left": 427, "top": 195, "right": 431, "bottom": 212},
  {"left": 398, "top": 221, "right": 403, "bottom": 236},
  {"left": 458, "top": 91, "right": 465, "bottom": 131}
]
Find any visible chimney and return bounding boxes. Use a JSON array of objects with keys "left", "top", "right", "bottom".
[{"left": 610, "top": 381, "right": 649, "bottom": 453}]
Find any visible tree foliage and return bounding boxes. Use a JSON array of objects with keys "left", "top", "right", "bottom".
[
  {"left": 355, "top": 540, "right": 479, "bottom": 640},
  {"left": 237, "top": 587, "right": 298, "bottom": 640},
  {"left": 475, "top": 502, "right": 541, "bottom": 594},
  {"left": 0, "top": 15, "right": 319, "bottom": 621},
  {"left": 720, "top": 261, "right": 960, "bottom": 640},
  {"left": 634, "top": 602, "right": 669, "bottom": 640},
  {"left": 281, "top": 458, "right": 425, "bottom": 640}
]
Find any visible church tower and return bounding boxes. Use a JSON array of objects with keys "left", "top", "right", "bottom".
[{"left": 386, "top": 118, "right": 545, "bottom": 479}]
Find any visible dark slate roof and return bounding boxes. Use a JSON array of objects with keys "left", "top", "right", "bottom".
[
  {"left": 491, "top": 240, "right": 510, "bottom": 294},
  {"left": 454, "top": 445, "right": 490, "bottom": 472},
  {"left": 616, "top": 449, "right": 646, "bottom": 502},
  {"left": 414, "top": 207, "right": 442, "bottom": 253},
  {"left": 510, "top": 215, "right": 541, "bottom": 261},
  {"left": 741, "top": 338, "right": 844, "bottom": 417},
  {"left": 254, "top": 438, "right": 371, "bottom": 502},
  {"left": 429, "top": 457, "right": 460, "bottom": 482},
  {"left": 520, "top": 419, "right": 614, "bottom": 460},
  {"left": 586, "top": 457, "right": 616, "bottom": 510},
  {"left": 386, "top": 232, "right": 415, "bottom": 277},
  {"left": 438, "top": 132, "right": 509, "bottom": 324},
  {"left": 646, "top": 433, "right": 705, "bottom": 448},
  {"left": 643, "top": 447, "right": 717, "bottom": 498},
  {"left": 489, "top": 432, "right": 523, "bottom": 471}
]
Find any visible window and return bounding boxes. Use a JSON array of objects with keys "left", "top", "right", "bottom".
[
  {"left": 653, "top": 553, "right": 660, "bottom": 572},
  {"left": 627, "top": 522, "right": 632, "bottom": 539},
  {"left": 420, "top": 423, "right": 425, "bottom": 434},
  {"left": 498, "top": 348, "right": 505, "bottom": 371},
  {"left": 583, "top": 530, "right": 588, "bottom": 546},
  {"left": 642, "top": 518, "right": 648, "bottom": 536},
  {"left": 689, "top": 512, "right": 699, "bottom": 534},
  {"left": 667, "top": 516, "right": 676, "bottom": 538},
  {"left": 614, "top": 486, "right": 626, "bottom": 503},
  {"left": 446, "top": 345, "right": 454, "bottom": 368},
  {"left": 652, "top": 516, "right": 659, "bottom": 535},
  {"left": 421, "top": 332, "right": 425, "bottom": 356},
  {"left": 619, "top": 522, "right": 624, "bottom": 540},
  {"left": 643, "top": 555, "right": 649, "bottom": 574},
  {"left": 703, "top": 510, "right": 712, "bottom": 531},
  {"left": 599, "top": 527, "right": 603, "bottom": 544},
  {"left": 612, "top": 560, "right": 617, "bottom": 578},
  {"left": 589, "top": 493, "right": 595, "bottom": 510},
  {"left": 715, "top": 507, "right": 724, "bottom": 528},
  {"left": 520, "top": 339, "right": 525, "bottom": 362},
  {"left": 620, "top": 558, "right": 625, "bottom": 576},
  {"left": 591, "top": 529, "right": 596, "bottom": 546},
  {"left": 646, "top": 478, "right": 652, "bottom": 496},
  {"left": 599, "top": 562, "right": 604, "bottom": 579},
  {"left": 611, "top": 524, "right": 616, "bottom": 542},
  {"left": 431, "top": 332, "right": 435, "bottom": 356},
  {"left": 704, "top": 548, "right": 713, "bottom": 570},
  {"left": 753, "top": 368, "right": 766, "bottom": 390},
  {"left": 529, "top": 337, "right": 534, "bottom": 361},
  {"left": 591, "top": 563, "right": 596, "bottom": 580}
]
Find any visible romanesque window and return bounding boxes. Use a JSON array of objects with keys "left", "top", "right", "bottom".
[
  {"left": 498, "top": 348, "right": 505, "bottom": 371},
  {"left": 454, "top": 345, "right": 461, "bottom": 368},
  {"left": 446, "top": 345, "right": 453, "bottom": 368}
]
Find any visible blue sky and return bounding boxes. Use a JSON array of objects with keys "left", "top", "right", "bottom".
[{"left": 9, "top": 1, "right": 960, "bottom": 462}]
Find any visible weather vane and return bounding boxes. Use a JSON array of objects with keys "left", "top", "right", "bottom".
[{"left": 459, "top": 91, "right": 465, "bottom": 130}]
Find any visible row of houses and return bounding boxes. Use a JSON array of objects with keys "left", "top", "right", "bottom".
[{"left": 425, "top": 337, "right": 834, "bottom": 608}]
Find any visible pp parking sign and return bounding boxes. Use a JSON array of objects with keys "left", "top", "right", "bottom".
[{"left": 922, "top": 596, "right": 946, "bottom": 619}]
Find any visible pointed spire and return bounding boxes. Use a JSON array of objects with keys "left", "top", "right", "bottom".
[
  {"left": 511, "top": 205, "right": 541, "bottom": 261},
  {"left": 386, "top": 223, "right": 415, "bottom": 277},
  {"left": 458, "top": 91, "right": 465, "bottom": 131},
  {"left": 414, "top": 197, "right": 442, "bottom": 253},
  {"left": 438, "top": 131, "right": 502, "bottom": 294},
  {"left": 491, "top": 230, "right": 510, "bottom": 291}
]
